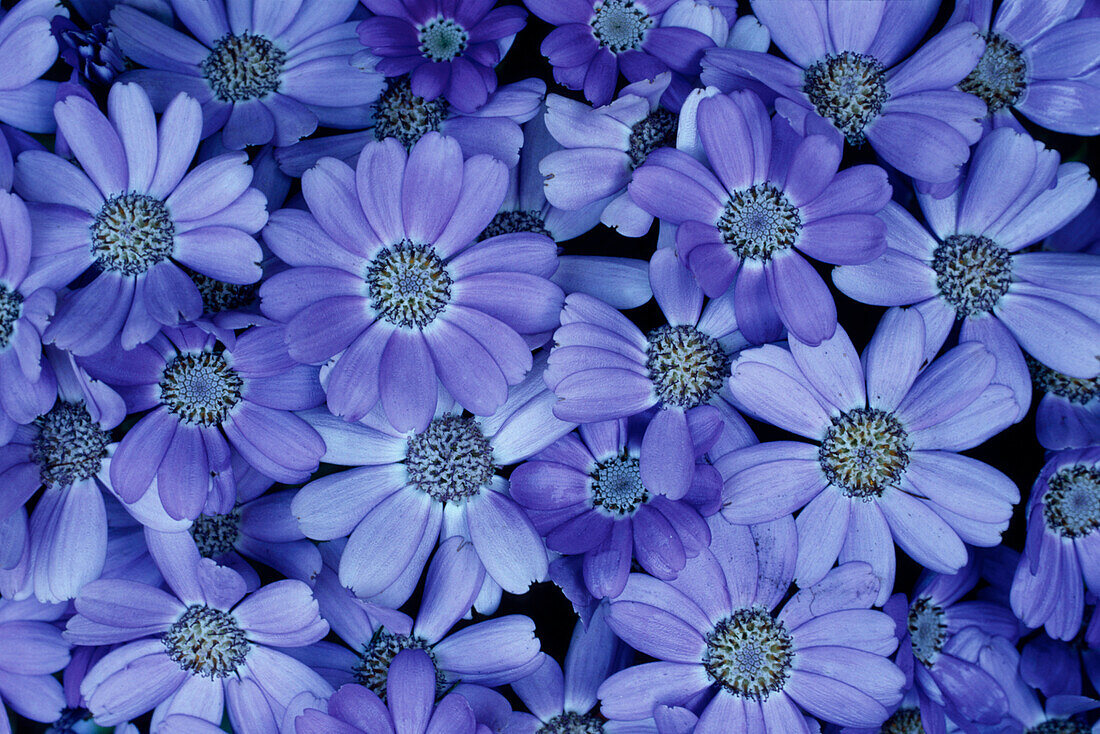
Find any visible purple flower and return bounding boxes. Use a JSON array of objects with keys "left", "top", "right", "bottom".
[
  {"left": 598, "top": 516, "right": 905, "bottom": 730},
  {"left": 259, "top": 132, "right": 563, "bottom": 430},
  {"left": 111, "top": 0, "right": 384, "bottom": 149},
  {"left": 510, "top": 411, "right": 721, "bottom": 600},
  {"left": 547, "top": 250, "right": 744, "bottom": 500},
  {"left": 1033, "top": 358, "right": 1100, "bottom": 451},
  {"left": 702, "top": 1, "right": 987, "bottom": 186},
  {"left": 357, "top": 0, "right": 527, "bottom": 113},
  {"left": 64, "top": 556, "right": 331, "bottom": 729},
  {"left": 541, "top": 73, "right": 679, "bottom": 238},
  {"left": 293, "top": 354, "right": 571, "bottom": 609},
  {"left": 0, "top": 190, "right": 56, "bottom": 444},
  {"left": 294, "top": 650, "right": 477, "bottom": 734},
  {"left": 951, "top": 0, "right": 1100, "bottom": 135},
  {"left": 525, "top": 0, "right": 713, "bottom": 106},
  {"left": 0, "top": 0, "right": 65, "bottom": 134},
  {"left": 833, "top": 128, "right": 1100, "bottom": 419},
  {"left": 724, "top": 308, "right": 1020, "bottom": 604},
  {"left": 52, "top": 16, "right": 126, "bottom": 87},
  {"left": 628, "top": 90, "right": 891, "bottom": 346},
  {"left": 81, "top": 324, "right": 326, "bottom": 520},
  {"left": 1011, "top": 447, "right": 1100, "bottom": 641},
  {"left": 14, "top": 83, "right": 268, "bottom": 355},
  {"left": 0, "top": 597, "right": 71, "bottom": 726}
]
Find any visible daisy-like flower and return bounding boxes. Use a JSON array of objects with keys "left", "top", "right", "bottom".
[
  {"left": 0, "top": 190, "right": 56, "bottom": 444},
  {"left": 628, "top": 89, "right": 891, "bottom": 346},
  {"left": 80, "top": 324, "right": 325, "bottom": 520},
  {"left": 111, "top": 0, "right": 384, "bottom": 149},
  {"left": 0, "top": 597, "right": 71, "bottom": 728},
  {"left": 357, "top": 0, "right": 528, "bottom": 114},
  {"left": 541, "top": 74, "right": 679, "bottom": 237},
  {"left": 259, "top": 133, "right": 563, "bottom": 431},
  {"left": 13, "top": 83, "right": 268, "bottom": 355},
  {"left": 510, "top": 410, "right": 722, "bottom": 600},
  {"left": 1011, "top": 447, "right": 1100, "bottom": 641},
  {"left": 65, "top": 556, "right": 331, "bottom": 730},
  {"left": 701, "top": 0, "right": 987, "bottom": 186},
  {"left": 292, "top": 354, "right": 571, "bottom": 609},
  {"left": 0, "top": 0, "right": 65, "bottom": 134},
  {"left": 294, "top": 650, "right": 478, "bottom": 734},
  {"left": 833, "top": 128, "right": 1099, "bottom": 418},
  {"left": 1031, "top": 357, "right": 1100, "bottom": 450},
  {"left": 525, "top": 0, "right": 714, "bottom": 106},
  {"left": 951, "top": 0, "right": 1100, "bottom": 135},
  {"left": 598, "top": 517, "right": 906, "bottom": 731},
  {"left": 545, "top": 249, "right": 747, "bottom": 500},
  {"left": 723, "top": 308, "right": 1020, "bottom": 604}
]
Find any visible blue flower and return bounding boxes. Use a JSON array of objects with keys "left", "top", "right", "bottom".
[
  {"left": 52, "top": 16, "right": 127, "bottom": 87},
  {"left": 0, "top": 596, "right": 71, "bottom": 726},
  {"left": 0, "top": 0, "right": 66, "bottom": 134}
]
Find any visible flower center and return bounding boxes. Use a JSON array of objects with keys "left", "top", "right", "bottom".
[
  {"left": 1026, "top": 721, "right": 1090, "bottom": 734},
  {"left": 537, "top": 712, "right": 605, "bottom": 734},
  {"left": 366, "top": 242, "right": 453, "bottom": 328},
  {"left": 406, "top": 415, "right": 496, "bottom": 503},
  {"left": 201, "top": 32, "right": 285, "bottom": 102},
  {"left": 590, "top": 0, "right": 652, "bottom": 54},
  {"left": 190, "top": 508, "right": 242, "bottom": 558},
  {"left": 880, "top": 707, "right": 924, "bottom": 733},
  {"left": 907, "top": 596, "right": 947, "bottom": 666},
  {"left": 1043, "top": 464, "right": 1100, "bottom": 539},
  {"left": 645, "top": 325, "right": 729, "bottom": 409},
  {"left": 163, "top": 605, "right": 250, "bottom": 678},
  {"left": 373, "top": 77, "right": 450, "bottom": 148},
  {"left": 353, "top": 629, "right": 446, "bottom": 700},
  {"left": 819, "top": 408, "right": 911, "bottom": 499},
  {"left": 32, "top": 402, "right": 111, "bottom": 488},
  {"left": 628, "top": 108, "right": 678, "bottom": 169},
  {"left": 703, "top": 607, "right": 793, "bottom": 700},
  {"left": 803, "top": 51, "right": 890, "bottom": 145},
  {"left": 478, "top": 210, "right": 552, "bottom": 241},
  {"left": 0, "top": 285, "right": 23, "bottom": 350},
  {"left": 931, "top": 234, "right": 1013, "bottom": 317},
  {"left": 959, "top": 33, "right": 1027, "bottom": 113},
  {"left": 716, "top": 184, "right": 802, "bottom": 262},
  {"left": 417, "top": 16, "right": 468, "bottom": 62},
  {"left": 590, "top": 453, "right": 648, "bottom": 516},
  {"left": 1027, "top": 356, "right": 1099, "bottom": 405},
  {"left": 190, "top": 271, "right": 258, "bottom": 314},
  {"left": 159, "top": 351, "right": 244, "bottom": 427},
  {"left": 90, "top": 193, "right": 175, "bottom": 276}
]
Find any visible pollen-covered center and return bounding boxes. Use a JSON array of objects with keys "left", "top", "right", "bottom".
[
  {"left": 590, "top": 452, "right": 648, "bottom": 516},
  {"left": 717, "top": 184, "right": 802, "bottom": 261},
  {"left": 819, "top": 408, "right": 910, "bottom": 499},
  {"left": 190, "top": 271, "right": 258, "bottom": 314},
  {"left": 418, "top": 16, "right": 468, "bottom": 62},
  {"left": 1027, "top": 356, "right": 1100, "bottom": 405},
  {"left": 803, "top": 51, "right": 889, "bottom": 145},
  {"left": 960, "top": 33, "right": 1027, "bottom": 113},
  {"left": 353, "top": 629, "right": 446, "bottom": 700},
  {"left": 537, "top": 712, "right": 605, "bottom": 734},
  {"left": 202, "top": 32, "right": 285, "bottom": 102},
  {"left": 190, "top": 508, "right": 242, "bottom": 558},
  {"left": 366, "top": 242, "right": 453, "bottom": 328},
  {"left": 159, "top": 351, "right": 244, "bottom": 427},
  {"left": 1043, "top": 464, "right": 1100, "bottom": 539},
  {"left": 907, "top": 596, "right": 948, "bottom": 666},
  {"left": 1026, "top": 720, "right": 1091, "bottom": 734},
  {"left": 406, "top": 415, "right": 496, "bottom": 502},
  {"left": 703, "top": 606, "right": 793, "bottom": 699},
  {"left": 32, "top": 402, "right": 111, "bottom": 487},
  {"left": 163, "top": 605, "right": 250, "bottom": 679},
  {"left": 590, "top": 0, "right": 652, "bottom": 54},
  {"left": 91, "top": 193, "right": 175, "bottom": 276},
  {"left": 373, "top": 77, "right": 450, "bottom": 148},
  {"left": 0, "top": 285, "right": 24, "bottom": 349},
  {"left": 628, "top": 108, "right": 677, "bottom": 168},
  {"left": 645, "top": 325, "right": 729, "bottom": 409},
  {"left": 881, "top": 707, "right": 924, "bottom": 733},
  {"left": 932, "top": 234, "right": 1013, "bottom": 316},
  {"left": 478, "top": 210, "right": 552, "bottom": 241}
]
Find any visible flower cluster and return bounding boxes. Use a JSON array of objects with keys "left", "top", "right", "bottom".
[{"left": 0, "top": 0, "right": 1097, "bottom": 732}]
